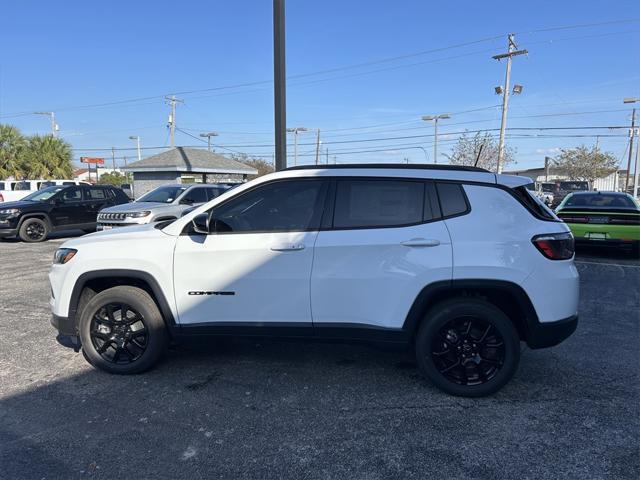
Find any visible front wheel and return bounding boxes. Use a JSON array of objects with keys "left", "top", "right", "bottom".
[
  {"left": 78, "top": 286, "right": 168, "bottom": 374},
  {"left": 18, "top": 217, "right": 49, "bottom": 242},
  {"left": 415, "top": 298, "right": 520, "bottom": 397}
]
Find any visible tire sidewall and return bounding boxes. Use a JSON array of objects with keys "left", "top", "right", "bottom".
[
  {"left": 79, "top": 286, "right": 167, "bottom": 374},
  {"left": 19, "top": 217, "right": 49, "bottom": 243},
  {"left": 416, "top": 299, "right": 520, "bottom": 397}
]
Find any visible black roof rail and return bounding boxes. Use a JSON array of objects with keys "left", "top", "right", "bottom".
[{"left": 284, "top": 163, "right": 490, "bottom": 173}]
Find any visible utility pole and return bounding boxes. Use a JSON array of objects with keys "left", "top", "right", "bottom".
[
  {"left": 633, "top": 128, "right": 639, "bottom": 198},
  {"left": 421, "top": 114, "right": 451, "bottom": 164},
  {"left": 493, "top": 34, "right": 528, "bottom": 173},
  {"left": 273, "top": 0, "right": 287, "bottom": 170},
  {"left": 314, "top": 129, "right": 321, "bottom": 165},
  {"left": 625, "top": 109, "right": 636, "bottom": 192},
  {"left": 165, "top": 95, "right": 183, "bottom": 148},
  {"left": 111, "top": 147, "right": 116, "bottom": 172},
  {"left": 326, "top": 148, "right": 329, "bottom": 165}
]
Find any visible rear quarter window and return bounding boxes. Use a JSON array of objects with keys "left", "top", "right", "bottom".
[
  {"left": 436, "top": 183, "right": 469, "bottom": 218},
  {"left": 512, "top": 186, "right": 557, "bottom": 221}
]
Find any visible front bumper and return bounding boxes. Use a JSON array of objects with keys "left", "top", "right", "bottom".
[
  {"left": 51, "top": 314, "right": 81, "bottom": 351},
  {"left": 526, "top": 315, "right": 578, "bottom": 349},
  {"left": 0, "top": 227, "right": 18, "bottom": 238}
]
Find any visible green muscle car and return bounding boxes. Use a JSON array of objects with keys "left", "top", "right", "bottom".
[{"left": 556, "top": 191, "right": 640, "bottom": 252}]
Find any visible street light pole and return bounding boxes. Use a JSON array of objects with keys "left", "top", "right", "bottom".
[
  {"left": 273, "top": 0, "right": 287, "bottom": 171},
  {"left": 493, "top": 34, "right": 527, "bottom": 173},
  {"left": 34, "top": 111, "right": 58, "bottom": 137},
  {"left": 286, "top": 127, "right": 307, "bottom": 165},
  {"left": 421, "top": 114, "right": 451, "bottom": 164},
  {"left": 199, "top": 132, "right": 219, "bottom": 152},
  {"left": 129, "top": 136, "right": 142, "bottom": 162}
]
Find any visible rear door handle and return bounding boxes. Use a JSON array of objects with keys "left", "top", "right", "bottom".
[
  {"left": 270, "top": 243, "right": 306, "bottom": 252},
  {"left": 401, "top": 238, "right": 440, "bottom": 247}
]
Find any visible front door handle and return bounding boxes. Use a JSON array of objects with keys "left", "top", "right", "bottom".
[
  {"left": 270, "top": 243, "right": 306, "bottom": 252},
  {"left": 401, "top": 238, "right": 440, "bottom": 247}
]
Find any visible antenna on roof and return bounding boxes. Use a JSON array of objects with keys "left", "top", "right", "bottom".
[{"left": 474, "top": 144, "right": 485, "bottom": 168}]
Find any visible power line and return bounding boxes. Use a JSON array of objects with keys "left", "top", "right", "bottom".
[{"left": 3, "top": 21, "right": 637, "bottom": 118}]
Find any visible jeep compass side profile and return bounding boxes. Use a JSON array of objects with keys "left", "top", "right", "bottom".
[{"left": 49, "top": 165, "right": 579, "bottom": 397}]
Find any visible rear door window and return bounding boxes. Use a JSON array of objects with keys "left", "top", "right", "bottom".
[
  {"left": 333, "top": 179, "right": 426, "bottom": 229},
  {"left": 181, "top": 187, "right": 208, "bottom": 204},
  {"left": 436, "top": 183, "right": 469, "bottom": 218},
  {"left": 85, "top": 187, "right": 107, "bottom": 200}
]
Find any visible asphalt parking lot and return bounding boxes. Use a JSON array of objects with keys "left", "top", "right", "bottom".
[{"left": 0, "top": 234, "right": 638, "bottom": 479}]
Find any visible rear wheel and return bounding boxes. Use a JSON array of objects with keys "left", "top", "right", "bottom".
[
  {"left": 18, "top": 218, "right": 49, "bottom": 242},
  {"left": 415, "top": 298, "right": 520, "bottom": 397},
  {"left": 78, "top": 286, "right": 168, "bottom": 374}
]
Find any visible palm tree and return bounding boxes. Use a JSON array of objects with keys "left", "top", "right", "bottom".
[
  {"left": 0, "top": 124, "right": 27, "bottom": 179},
  {"left": 24, "top": 135, "right": 73, "bottom": 179}
]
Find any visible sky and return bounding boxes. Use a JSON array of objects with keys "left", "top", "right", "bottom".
[{"left": 1, "top": 0, "right": 639, "bottom": 170}]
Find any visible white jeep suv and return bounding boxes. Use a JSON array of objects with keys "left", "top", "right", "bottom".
[{"left": 49, "top": 165, "right": 579, "bottom": 397}]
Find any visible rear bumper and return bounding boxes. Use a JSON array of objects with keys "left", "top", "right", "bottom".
[{"left": 526, "top": 315, "right": 578, "bottom": 349}]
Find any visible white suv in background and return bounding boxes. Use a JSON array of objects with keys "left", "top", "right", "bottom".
[
  {"left": 49, "top": 164, "right": 579, "bottom": 397},
  {"left": 96, "top": 183, "right": 230, "bottom": 230}
]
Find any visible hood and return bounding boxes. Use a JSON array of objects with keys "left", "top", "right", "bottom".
[
  {"left": 99, "top": 201, "right": 168, "bottom": 213},
  {"left": 61, "top": 223, "right": 172, "bottom": 248},
  {"left": 0, "top": 199, "right": 44, "bottom": 210}
]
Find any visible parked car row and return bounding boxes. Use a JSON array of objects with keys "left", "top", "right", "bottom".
[{"left": 0, "top": 183, "right": 233, "bottom": 242}]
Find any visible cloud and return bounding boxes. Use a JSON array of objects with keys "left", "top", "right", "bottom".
[{"left": 535, "top": 147, "right": 561, "bottom": 155}]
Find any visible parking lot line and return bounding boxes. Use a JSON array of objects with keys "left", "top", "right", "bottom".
[{"left": 575, "top": 260, "right": 640, "bottom": 268}]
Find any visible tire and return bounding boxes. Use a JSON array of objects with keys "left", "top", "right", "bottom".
[
  {"left": 18, "top": 217, "right": 49, "bottom": 242},
  {"left": 415, "top": 298, "right": 520, "bottom": 397},
  {"left": 78, "top": 286, "right": 168, "bottom": 374}
]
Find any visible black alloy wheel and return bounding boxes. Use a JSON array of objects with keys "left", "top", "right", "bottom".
[
  {"left": 431, "top": 316, "right": 505, "bottom": 386},
  {"left": 415, "top": 298, "right": 520, "bottom": 397},
  {"left": 19, "top": 218, "right": 49, "bottom": 242},
  {"left": 89, "top": 303, "right": 148, "bottom": 365}
]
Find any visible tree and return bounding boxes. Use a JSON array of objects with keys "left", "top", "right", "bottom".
[
  {"left": 99, "top": 171, "right": 130, "bottom": 186},
  {"left": 0, "top": 124, "right": 27, "bottom": 179},
  {"left": 230, "top": 153, "right": 275, "bottom": 179},
  {"left": 554, "top": 145, "right": 618, "bottom": 183},
  {"left": 23, "top": 135, "right": 74, "bottom": 179},
  {"left": 445, "top": 131, "right": 516, "bottom": 172}
]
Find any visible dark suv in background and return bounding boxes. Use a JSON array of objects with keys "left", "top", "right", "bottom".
[{"left": 0, "top": 184, "right": 130, "bottom": 242}]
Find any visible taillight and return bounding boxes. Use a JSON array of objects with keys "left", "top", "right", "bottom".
[
  {"left": 532, "top": 232, "right": 574, "bottom": 260},
  {"left": 0, "top": 193, "right": 4, "bottom": 202}
]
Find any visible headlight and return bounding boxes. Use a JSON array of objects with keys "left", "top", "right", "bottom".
[
  {"left": 0, "top": 208, "right": 20, "bottom": 215},
  {"left": 53, "top": 248, "right": 77, "bottom": 264},
  {"left": 126, "top": 211, "right": 151, "bottom": 218}
]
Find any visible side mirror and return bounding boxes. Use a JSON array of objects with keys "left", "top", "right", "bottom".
[
  {"left": 180, "top": 198, "right": 194, "bottom": 205},
  {"left": 191, "top": 213, "right": 210, "bottom": 234}
]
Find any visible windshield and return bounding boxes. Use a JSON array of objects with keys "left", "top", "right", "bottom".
[
  {"left": 22, "top": 186, "right": 65, "bottom": 201},
  {"left": 564, "top": 193, "right": 637, "bottom": 209},
  {"left": 541, "top": 184, "right": 556, "bottom": 192},
  {"left": 560, "top": 181, "right": 588, "bottom": 191},
  {"left": 136, "top": 186, "right": 186, "bottom": 203}
]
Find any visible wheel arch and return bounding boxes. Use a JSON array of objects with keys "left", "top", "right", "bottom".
[
  {"left": 403, "top": 279, "right": 539, "bottom": 342},
  {"left": 18, "top": 212, "right": 52, "bottom": 229},
  {"left": 68, "top": 269, "right": 177, "bottom": 334}
]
